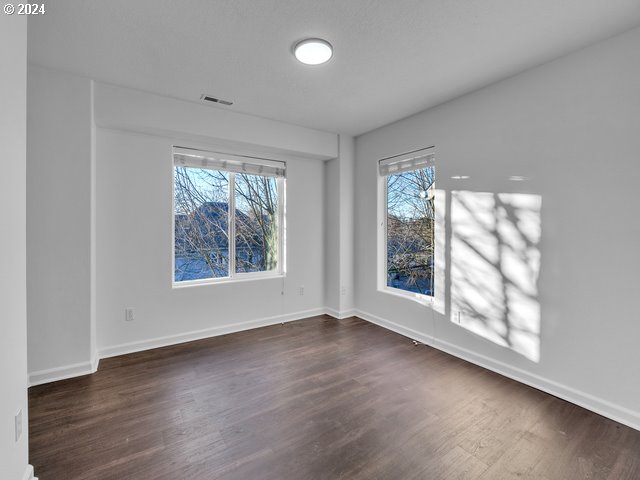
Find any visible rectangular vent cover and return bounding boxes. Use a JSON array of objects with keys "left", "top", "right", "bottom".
[{"left": 200, "top": 94, "right": 233, "bottom": 106}]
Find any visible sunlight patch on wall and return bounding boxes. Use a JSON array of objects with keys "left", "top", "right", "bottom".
[
  {"left": 451, "top": 191, "right": 542, "bottom": 362},
  {"left": 433, "top": 189, "right": 447, "bottom": 315}
]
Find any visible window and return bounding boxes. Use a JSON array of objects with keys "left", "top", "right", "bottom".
[
  {"left": 173, "top": 147, "right": 285, "bottom": 285},
  {"left": 380, "top": 148, "right": 435, "bottom": 297}
]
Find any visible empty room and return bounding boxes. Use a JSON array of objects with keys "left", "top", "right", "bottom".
[{"left": 2, "top": 1, "right": 640, "bottom": 479}]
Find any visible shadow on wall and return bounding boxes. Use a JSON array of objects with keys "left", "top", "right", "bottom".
[{"left": 438, "top": 189, "right": 542, "bottom": 363}]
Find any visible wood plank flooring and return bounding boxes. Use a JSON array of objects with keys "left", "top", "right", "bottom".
[{"left": 29, "top": 315, "right": 640, "bottom": 479}]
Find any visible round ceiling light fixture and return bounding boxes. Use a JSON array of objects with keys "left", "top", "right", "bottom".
[{"left": 294, "top": 38, "right": 333, "bottom": 65}]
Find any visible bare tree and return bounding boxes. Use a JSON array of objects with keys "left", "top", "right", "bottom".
[
  {"left": 174, "top": 167, "right": 230, "bottom": 279},
  {"left": 235, "top": 173, "right": 278, "bottom": 272},
  {"left": 174, "top": 167, "right": 279, "bottom": 281},
  {"left": 386, "top": 166, "right": 435, "bottom": 295}
]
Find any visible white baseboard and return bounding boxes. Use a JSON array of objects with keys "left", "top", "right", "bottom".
[
  {"left": 91, "top": 351, "right": 100, "bottom": 373},
  {"left": 22, "top": 464, "right": 36, "bottom": 480},
  {"left": 29, "top": 353, "right": 100, "bottom": 387},
  {"left": 28, "top": 309, "right": 325, "bottom": 386},
  {"left": 325, "top": 307, "right": 356, "bottom": 319},
  {"left": 99, "top": 308, "right": 327, "bottom": 359},
  {"left": 355, "top": 308, "right": 640, "bottom": 432}
]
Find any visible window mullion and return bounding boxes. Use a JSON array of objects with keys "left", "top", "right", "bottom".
[{"left": 229, "top": 172, "right": 236, "bottom": 278}]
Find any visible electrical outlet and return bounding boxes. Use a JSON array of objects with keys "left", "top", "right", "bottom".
[
  {"left": 341, "top": 286, "right": 347, "bottom": 296},
  {"left": 299, "top": 286, "right": 304, "bottom": 296},
  {"left": 15, "top": 409, "right": 22, "bottom": 442},
  {"left": 125, "top": 308, "right": 135, "bottom": 322}
]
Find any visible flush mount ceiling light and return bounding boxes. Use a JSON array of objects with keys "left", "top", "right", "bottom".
[{"left": 294, "top": 38, "right": 333, "bottom": 65}]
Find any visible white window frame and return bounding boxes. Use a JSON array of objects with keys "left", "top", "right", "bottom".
[
  {"left": 377, "top": 147, "right": 435, "bottom": 305},
  {"left": 172, "top": 147, "right": 286, "bottom": 288}
]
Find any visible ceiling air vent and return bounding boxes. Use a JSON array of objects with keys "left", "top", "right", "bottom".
[{"left": 200, "top": 94, "right": 233, "bottom": 106}]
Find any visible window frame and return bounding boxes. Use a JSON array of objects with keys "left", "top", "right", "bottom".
[
  {"left": 171, "top": 148, "right": 286, "bottom": 288},
  {"left": 377, "top": 148, "right": 435, "bottom": 305}
]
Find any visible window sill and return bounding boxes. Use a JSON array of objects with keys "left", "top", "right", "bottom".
[
  {"left": 379, "top": 286, "right": 434, "bottom": 306},
  {"left": 173, "top": 272, "right": 284, "bottom": 289}
]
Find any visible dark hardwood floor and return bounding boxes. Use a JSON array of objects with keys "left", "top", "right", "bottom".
[{"left": 29, "top": 315, "right": 640, "bottom": 479}]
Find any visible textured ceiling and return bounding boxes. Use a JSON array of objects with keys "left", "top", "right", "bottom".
[{"left": 28, "top": 0, "right": 640, "bottom": 136}]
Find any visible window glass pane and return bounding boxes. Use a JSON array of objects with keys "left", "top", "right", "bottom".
[
  {"left": 386, "top": 166, "right": 435, "bottom": 295},
  {"left": 174, "top": 167, "right": 229, "bottom": 281},
  {"left": 235, "top": 174, "right": 279, "bottom": 273}
]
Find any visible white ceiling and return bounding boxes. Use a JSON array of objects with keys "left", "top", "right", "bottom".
[{"left": 28, "top": 1, "right": 640, "bottom": 136}]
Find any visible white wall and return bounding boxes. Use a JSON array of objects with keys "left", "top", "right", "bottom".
[
  {"left": 93, "top": 83, "right": 332, "bottom": 355},
  {"left": 26, "top": 68, "right": 336, "bottom": 378},
  {"left": 0, "top": 13, "right": 31, "bottom": 480},
  {"left": 96, "top": 128, "right": 326, "bottom": 355},
  {"left": 324, "top": 157, "right": 341, "bottom": 312},
  {"left": 94, "top": 82, "right": 338, "bottom": 161},
  {"left": 355, "top": 26, "right": 640, "bottom": 429},
  {"left": 338, "top": 136, "right": 355, "bottom": 315},
  {"left": 27, "top": 65, "right": 94, "bottom": 380},
  {"left": 324, "top": 136, "right": 355, "bottom": 317}
]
